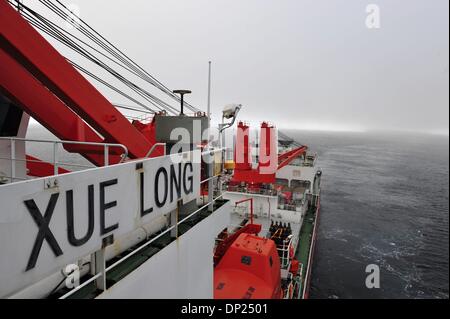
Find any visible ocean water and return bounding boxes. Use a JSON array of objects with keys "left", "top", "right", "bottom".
[
  {"left": 283, "top": 130, "right": 449, "bottom": 299},
  {"left": 25, "top": 126, "right": 449, "bottom": 299}
]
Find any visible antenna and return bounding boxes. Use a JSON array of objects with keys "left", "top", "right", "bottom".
[
  {"left": 206, "top": 61, "right": 212, "bottom": 144},
  {"left": 207, "top": 61, "right": 212, "bottom": 120},
  {"left": 173, "top": 90, "right": 191, "bottom": 116}
]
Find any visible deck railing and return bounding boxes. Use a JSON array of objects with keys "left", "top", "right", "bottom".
[
  {"left": 277, "top": 235, "right": 295, "bottom": 269},
  {"left": 225, "top": 185, "right": 278, "bottom": 197},
  {"left": 58, "top": 147, "right": 226, "bottom": 299},
  {"left": 0, "top": 137, "right": 129, "bottom": 183}
]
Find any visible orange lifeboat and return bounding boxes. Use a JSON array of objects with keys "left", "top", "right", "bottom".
[{"left": 214, "top": 233, "right": 283, "bottom": 299}]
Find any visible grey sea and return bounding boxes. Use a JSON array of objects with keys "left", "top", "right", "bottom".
[
  {"left": 26, "top": 126, "right": 449, "bottom": 299},
  {"left": 284, "top": 130, "right": 449, "bottom": 299}
]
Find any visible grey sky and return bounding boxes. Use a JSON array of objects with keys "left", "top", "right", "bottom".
[{"left": 25, "top": 0, "right": 449, "bottom": 134}]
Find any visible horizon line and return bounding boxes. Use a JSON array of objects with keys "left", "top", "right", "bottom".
[{"left": 28, "top": 118, "right": 449, "bottom": 137}]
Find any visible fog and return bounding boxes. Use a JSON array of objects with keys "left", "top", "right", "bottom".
[{"left": 22, "top": 0, "right": 449, "bottom": 135}]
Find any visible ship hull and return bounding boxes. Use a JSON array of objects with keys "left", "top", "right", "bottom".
[
  {"left": 302, "top": 199, "right": 320, "bottom": 299},
  {"left": 294, "top": 196, "right": 320, "bottom": 299}
]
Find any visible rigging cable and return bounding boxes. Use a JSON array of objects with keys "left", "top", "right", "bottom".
[
  {"left": 278, "top": 131, "right": 304, "bottom": 148},
  {"left": 40, "top": 0, "right": 200, "bottom": 113},
  {"left": 12, "top": 2, "right": 180, "bottom": 114},
  {"left": 8, "top": 0, "right": 201, "bottom": 114}
]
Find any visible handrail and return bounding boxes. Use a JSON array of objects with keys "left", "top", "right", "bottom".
[
  {"left": 0, "top": 156, "right": 93, "bottom": 169},
  {"left": 0, "top": 137, "right": 129, "bottom": 155},
  {"left": 277, "top": 236, "right": 294, "bottom": 269},
  {"left": 59, "top": 192, "right": 225, "bottom": 299},
  {"left": 201, "top": 147, "right": 227, "bottom": 155},
  {"left": 302, "top": 198, "right": 320, "bottom": 299},
  {"left": 0, "top": 137, "right": 128, "bottom": 182},
  {"left": 226, "top": 186, "right": 278, "bottom": 197},
  {"left": 58, "top": 147, "right": 227, "bottom": 299},
  {"left": 145, "top": 143, "right": 166, "bottom": 157}
]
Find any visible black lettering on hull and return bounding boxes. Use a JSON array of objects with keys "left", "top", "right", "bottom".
[
  {"left": 24, "top": 193, "right": 63, "bottom": 271},
  {"left": 140, "top": 171, "right": 153, "bottom": 217},
  {"left": 183, "top": 162, "right": 193, "bottom": 194},
  {"left": 100, "top": 179, "right": 119, "bottom": 235},
  {"left": 170, "top": 163, "right": 182, "bottom": 202},
  {"left": 66, "top": 185, "right": 94, "bottom": 246},
  {"left": 155, "top": 167, "right": 168, "bottom": 208}
]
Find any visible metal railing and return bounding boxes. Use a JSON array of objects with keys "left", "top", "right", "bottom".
[
  {"left": 296, "top": 263, "right": 304, "bottom": 299},
  {"left": 59, "top": 192, "right": 225, "bottom": 299},
  {"left": 301, "top": 197, "right": 319, "bottom": 299},
  {"left": 288, "top": 153, "right": 317, "bottom": 167},
  {"left": 145, "top": 142, "right": 166, "bottom": 157},
  {"left": 0, "top": 137, "right": 128, "bottom": 183},
  {"left": 284, "top": 264, "right": 303, "bottom": 299},
  {"left": 59, "top": 147, "right": 227, "bottom": 299},
  {"left": 225, "top": 185, "right": 278, "bottom": 197},
  {"left": 277, "top": 236, "right": 294, "bottom": 269},
  {"left": 277, "top": 201, "right": 303, "bottom": 212}
]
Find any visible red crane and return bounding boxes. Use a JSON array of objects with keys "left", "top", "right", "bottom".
[
  {"left": 231, "top": 121, "right": 307, "bottom": 185},
  {"left": 0, "top": 0, "right": 160, "bottom": 172}
]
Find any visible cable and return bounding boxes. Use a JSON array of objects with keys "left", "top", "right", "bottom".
[
  {"left": 40, "top": 0, "right": 200, "bottom": 113},
  {"left": 113, "top": 104, "right": 154, "bottom": 114},
  {"left": 278, "top": 131, "right": 304, "bottom": 148},
  {"left": 9, "top": 0, "right": 201, "bottom": 115},
  {"left": 15, "top": 3, "right": 178, "bottom": 114},
  {"left": 19, "top": 6, "right": 169, "bottom": 112},
  {"left": 10, "top": 1, "right": 157, "bottom": 113},
  {"left": 69, "top": 60, "right": 158, "bottom": 112}
]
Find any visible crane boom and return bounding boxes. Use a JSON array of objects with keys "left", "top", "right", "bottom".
[{"left": 0, "top": 0, "right": 153, "bottom": 160}]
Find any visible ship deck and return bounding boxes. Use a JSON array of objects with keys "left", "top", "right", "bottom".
[
  {"left": 230, "top": 202, "right": 318, "bottom": 298},
  {"left": 229, "top": 211, "right": 303, "bottom": 258},
  {"left": 50, "top": 199, "right": 229, "bottom": 299},
  {"left": 295, "top": 205, "right": 316, "bottom": 280},
  {"left": 295, "top": 204, "right": 318, "bottom": 297}
]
